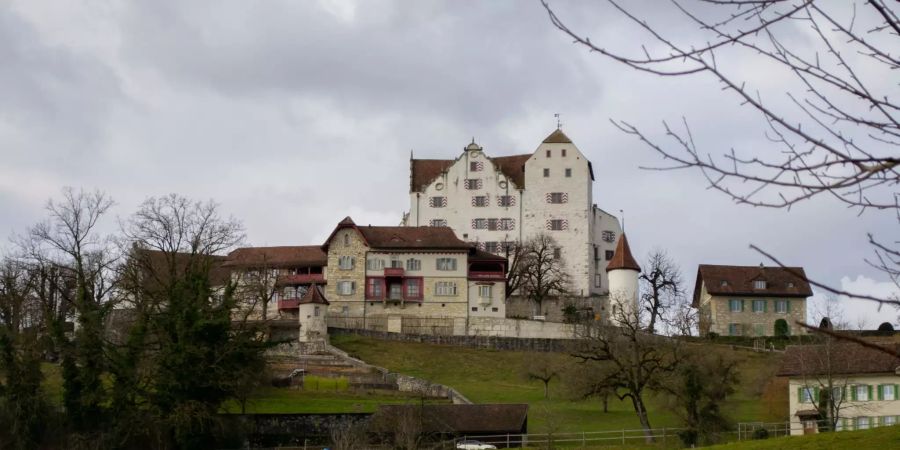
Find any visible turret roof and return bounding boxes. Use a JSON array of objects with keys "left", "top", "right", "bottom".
[
  {"left": 298, "top": 284, "right": 329, "bottom": 305},
  {"left": 542, "top": 129, "right": 573, "bottom": 144},
  {"left": 606, "top": 233, "right": 641, "bottom": 272}
]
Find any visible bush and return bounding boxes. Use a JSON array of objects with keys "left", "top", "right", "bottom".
[
  {"left": 561, "top": 305, "right": 579, "bottom": 324},
  {"left": 774, "top": 319, "right": 789, "bottom": 337},
  {"left": 707, "top": 332, "right": 719, "bottom": 340},
  {"left": 752, "top": 428, "right": 770, "bottom": 440}
]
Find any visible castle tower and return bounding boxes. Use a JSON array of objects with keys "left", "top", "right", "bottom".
[
  {"left": 297, "top": 284, "right": 329, "bottom": 343},
  {"left": 606, "top": 233, "right": 640, "bottom": 324}
]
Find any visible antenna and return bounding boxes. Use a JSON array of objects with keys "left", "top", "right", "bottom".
[{"left": 554, "top": 113, "right": 562, "bottom": 129}]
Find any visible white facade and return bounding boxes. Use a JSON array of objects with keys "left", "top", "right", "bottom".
[
  {"left": 405, "top": 130, "right": 622, "bottom": 298},
  {"left": 608, "top": 268, "right": 639, "bottom": 322}
]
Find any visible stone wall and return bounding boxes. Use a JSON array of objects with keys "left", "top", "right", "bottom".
[
  {"left": 330, "top": 328, "right": 578, "bottom": 353},
  {"left": 225, "top": 413, "right": 371, "bottom": 447},
  {"left": 709, "top": 296, "right": 807, "bottom": 336},
  {"left": 505, "top": 295, "right": 606, "bottom": 322}
]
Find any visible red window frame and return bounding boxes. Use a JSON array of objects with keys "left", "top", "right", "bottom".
[
  {"left": 403, "top": 277, "right": 424, "bottom": 301},
  {"left": 365, "top": 277, "right": 385, "bottom": 300}
]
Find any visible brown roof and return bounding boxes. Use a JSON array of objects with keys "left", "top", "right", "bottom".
[
  {"left": 606, "top": 234, "right": 640, "bottom": 272},
  {"left": 542, "top": 129, "right": 573, "bottom": 143},
  {"left": 410, "top": 154, "right": 532, "bottom": 192},
  {"left": 358, "top": 225, "right": 469, "bottom": 250},
  {"left": 223, "top": 246, "right": 326, "bottom": 269},
  {"left": 298, "top": 284, "right": 329, "bottom": 305},
  {"left": 131, "top": 249, "right": 232, "bottom": 288},
  {"left": 469, "top": 248, "right": 509, "bottom": 261},
  {"left": 372, "top": 404, "right": 528, "bottom": 434},
  {"left": 692, "top": 264, "right": 813, "bottom": 307},
  {"left": 777, "top": 343, "right": 900, "bottom": 377}
]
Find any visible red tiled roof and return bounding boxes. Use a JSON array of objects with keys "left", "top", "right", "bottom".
[
  {"left": 223, "top": 246, "right": 327, "bottom": 268},
  {"left": 542, "top": 128, "right": 573, "bottom": 143},
  {"left": 410, "top": 154, "right": 531, "bottom": 192},
  {"left": 692, "top": 264, "right": 813, "bottom": 307},
  {"left": 606, "top": 234, "right": 640, "bottom": 272},
  {"left": 469, "top": 248, "right": 508, "bottom": 261},
  {"left": 358, "top": 225, "right": 469, "bottom": 250},
  {"left": 777, "top": 343, "right": 900, "bottom": 377},
  {"left": 297, "top": 284, "right": 329, "bottom": 305}
]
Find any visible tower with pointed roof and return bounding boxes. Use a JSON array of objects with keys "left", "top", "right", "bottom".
[
  {"left": 404, "top": 128, "right": 623, "bottom": 307},
  {"left": 297, "top": 284, "right": 330, "bottom": 343},
  {"left": 606, "top": 233, "right": 641, "bottom": 324}
]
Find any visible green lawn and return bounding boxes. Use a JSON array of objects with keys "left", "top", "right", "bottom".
[
  {"left": 331, "top": 334, "right": 785, "bottom": 434},
  {"left": 708, "top": 425, "right": 900, "bottom": 449},
  {"left": 222, "top": 387, "right": 448, "bottom": 414}
]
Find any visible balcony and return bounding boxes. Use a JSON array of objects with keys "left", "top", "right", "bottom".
[
  {"left": 384, "top": 267, "right": 405, "bottom": 277},
  {"left": 277, "top": 273, "right": 325, "bottom": 285},
  {"left": 468, "top": 271, "right": 506, "bottom": 281},
  {"left": 278, "top": 298, "right": 301, "bottom": 310}
]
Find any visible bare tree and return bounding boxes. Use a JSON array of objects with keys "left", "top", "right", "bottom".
[
  {"left": 329, "top": 420, "right": 369, "bottom": 450},
  {"left": 231, "top": 255, "right": 280, "bottom": 323},
  {"left": 517, "top": 234, "right": 572, "bottom": 317},
  {"left": 521, "top": 353, "right": 561, "bottom": 399},
  {"left": 572, "top": 304, "right": 683, "bottom": 442},
  {"left": 505, "top": 242, "right": 525, "bottom": 299},
  {"left": 667, "top": 298, "right": 699, "bottom": 337},
  {"left": 639, "top": 249, "right": 683, "bottom": 334},
  {"left": 541, "top": 0, "right": 900, "bottom": 314}
]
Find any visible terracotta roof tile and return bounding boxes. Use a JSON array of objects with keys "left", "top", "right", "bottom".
[
  {"left": 297, "top": 284, "right": 329, "bottom": 305},
  {"left": 542, "top": 129, "right": 573, "bottom": 143},
  {"left": 692, "top": 264, "right": 813, "bottom": 307},
  {"left": 606, "top": 234, "right": 640, "bottom": 272},
  {"left": 223, "top": 246, "right": 327, "bottom": 268},
  {"left": 491, "top": 154, "right": 530, "bottom": 189},
  {"left": 358, "top": 225, "right": 469, "bottom": 250},
  {"left": 410, "top": 154, "right": 531, "bottom": 192},
  {"left": 777, "top": 342, "right": 900, "bottom": 377}
]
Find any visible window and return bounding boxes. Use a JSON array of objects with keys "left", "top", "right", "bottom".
[
  {"left": 429, "top": 196, "right": 447, "bottom": 207},
  {"left": 499, "top": 218, "right": 515, "bottom": 230},
  {"left": 498, "top": 195, "right": 516, "bottom": 207},
  {"left": 562, "top": 149, "right": 567, "bottom": 157},
  {"left": 464, "top": 179, "right": 482, "bottom": 190},
  {"left": 314, "top": 306, "right": 320, "bottom": 317},
  {"left": 435, "top": 281, "right": 457, "bottom": 296},
  {"left": 471, "top": 307, "right": 478, "bottom": 312},
  {"left": 547, "top": 219, "right": 568, "bottom": 231},
  {"left": 388, "top": 283, "right": 402, "bottom": 300},
  {"left": 470, "top": 161, "right": 483, "bottom": 171},
  {"left": 501, "top": 241, "right": 516, "bottom": 253},
  {"left": 366, "top": 258, "right": 385, "bottom": 270},
  {"left": 338, "top": 255, "right": 355, "bottom": 270},
  {"left": 553, "top": 247, "right": 562, "bottom": 259},
  {"left": 601, "top": 230, "right": 616, "bottom": 242},
  {"left": 479, "top": 285, "right": 492, "bottom": 298},
  {"left": 546, "top": 149, "right": 551, "bottom": 157},
  {"left": 366, "top": 278, "right": 383, "bottom": 298},
  {"left": 337, "top": 281, "right": 356, "bottom": 295},
  {"left": 406, "top": 258, "right": 421, "bottom": 271},
  {"left": 389, "top": 256, "right": 403, "bottom": 268},
  {"left": 881, "top": 384, "right": 897, "bottom": 401},
  {"left": 594, "top": 274, "right": 602, "bottom": 288},
  {"left": 857, "top": 417, "right": 870, "bottom": 430},
  {"left": 800, "top": 386, "right": 815, "bottom": 403},
  {"left": 787, "top": 282, "right": 795, "bottom": 288},
  {"left": 343, "top": 234, "right": 350, "bottom": 246},
  {"left": 492, "top": 307, "right": 499, "bottom": 312},
  {"left": 472, "top": 218, "right": 487, "bottom": 229},
  {"left": 487, "top": 218, "right": 499, "bottom": 230},
  {"left": 775, "top": 300, "right": 789, "bottom": 313},
  {"left": 436, "top": 258, "right": 457, "bottom": 271},
  {"left": 484, "top": 242, "right": 500, "bottom": 254},
  {"left": 565, "top": 168, "right": 572, "bottom": 177},
  {"left": 543, "top": 168, "right": 550, "bottom": 177},
  {"left": 605, "top": 250, "right": 615, "bottom": 260},
  {"left": 856, "top": 384, "right": 871, "bottom": 401},
  {"left": 728, "top": 323, "right": 742, "bottom": 336},
  {"left": 729, "top": 299, "right": 743, "bottom": 312},
  {"left": 754, "top": 280, "right": 767, "bottom": 289},
  {"left": 430, "top": 219, "right": 447, "bottom": 227},
  {"left": 472, "top": 196, "right": 488, "bottom": 207},
  {"left": 832, "top": 386, "right": 844, "bottom": 403},
  {"left": 341, "top": 306, "right": 349, "bottom": 314},
  {"left": 405, "top": 279, "right": 421, "bottom": 299},
  {"left": 547, "top": 192, "right": 568, "bottom": 204},
  {"left": 884, "top": 416, "right": 897, "bottom": 426},
  {"left": 752, "top": 299, "right": 767, "bottom": 313}
]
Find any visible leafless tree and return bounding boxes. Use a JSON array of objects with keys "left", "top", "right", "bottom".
[
  {"left": 572, "top": 304, "right": 683, "bottom": 442},
  {"left": 521, "top": 353, "right": 561, "bottom": 399},
  {"left": 516, "top": 234, "right": 572, "bottom": 316},
  {"left": 231, "top": 255, "right": 280, "bottom": 323},
  {"left": 505, "top": 242, "right": 525, "bottom": 299},
  {"left": 639, "top": 249, "right": 684, "bottom": 334},
  {"left": 667, "top": 298, "right": 699, "bottom": 337},
  {"left": 541, "top": 0, "right": 900, "bottom": 314},
  {"left": 329, "top": 420, "right": 370, "bottom": 450}
]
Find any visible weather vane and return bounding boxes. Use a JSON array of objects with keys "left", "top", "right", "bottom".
[
  {"left": 554, "top": 113, "right": 562, "bottom": 130},
  {"left": 620, "top": 209, "right": 625, "bottom": 233}
]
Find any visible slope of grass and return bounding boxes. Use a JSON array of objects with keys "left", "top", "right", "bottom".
[
  {"left": 331, "top": 334, "right": 785, "bottom": 433},
  {"left": 708, "top": 425, "right": 900, "bottom": 449},
  {"left": 221, "top": 387, "right": 448, "bottom": 414}
]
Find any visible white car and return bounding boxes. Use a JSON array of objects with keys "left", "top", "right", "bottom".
[{"left": 456, "top": 440, "right": 497, "bottom": 450}]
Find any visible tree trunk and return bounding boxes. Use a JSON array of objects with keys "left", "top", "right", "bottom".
[
  {"left": 602, "top": 394, "right": 609, "bottom": 413},
  {"left": 543, "top": 381, "right": 549, "bottom": 399},
  {"left": 631, "top": 395, "right": 654, "bottom": 443}
]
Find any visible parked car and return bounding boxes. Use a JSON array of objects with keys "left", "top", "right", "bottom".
[{"left": 456, "top": 440, "right": 497, "bottom": 450}]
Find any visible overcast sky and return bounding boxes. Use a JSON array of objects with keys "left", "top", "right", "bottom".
[{"left": 1, "top": 0, "right": 896, "bottom": 327}]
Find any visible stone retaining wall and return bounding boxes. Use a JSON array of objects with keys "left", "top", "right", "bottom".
[{"left": 330, "top": 328, "right": 578, "bottom": 353}]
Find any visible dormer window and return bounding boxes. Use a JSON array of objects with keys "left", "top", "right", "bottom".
[
  {"left": 720, "top": 280, "right": 728, "bottom": 287},
  {"left": 753, "top": 280, "right": 767, "bottom": 289},
  {"left": 562, "top": 149, "right": 567, "bottom": 157},
  {"left": 787, "top": 282, "right": 795, "bottom": 288}
]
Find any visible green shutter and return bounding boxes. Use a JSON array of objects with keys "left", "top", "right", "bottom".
[
  {"left": 786, "top": 300, "right": 791, "bottom": 313},
  {"left": 798, "top": 387, "right": 803, "bottom": 403},
  {"left": 814, "top": 387, "right": 820, "bottom": 403},
  {"left": 895, "top": 385, "right": 899, "bottom": 401},
  {"left": 741, "top": 299, "right": 746, "bottom": 312},
  {"left": 879, "top": 385, "right": 884, "bottom": 401},
  {"left": 869, "top": 385, "right": 874, "bottom": 401},
  {"left": 764, "top": 300, "right": 768, "bottom": 312},
  {"left": 851, "top": 385, "right": 858, "bottom": 401}
]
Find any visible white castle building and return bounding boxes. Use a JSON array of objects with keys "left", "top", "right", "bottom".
[{"left": 403, "top": 128, "right": 624, "bottom": 299}]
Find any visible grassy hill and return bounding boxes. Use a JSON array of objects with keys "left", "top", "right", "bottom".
[
  {"left": 707, "top": 425, "right": 900, "bottom": 449},
  {"left": 331, "top": 334, "right": 786, "bottom": 434}
]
